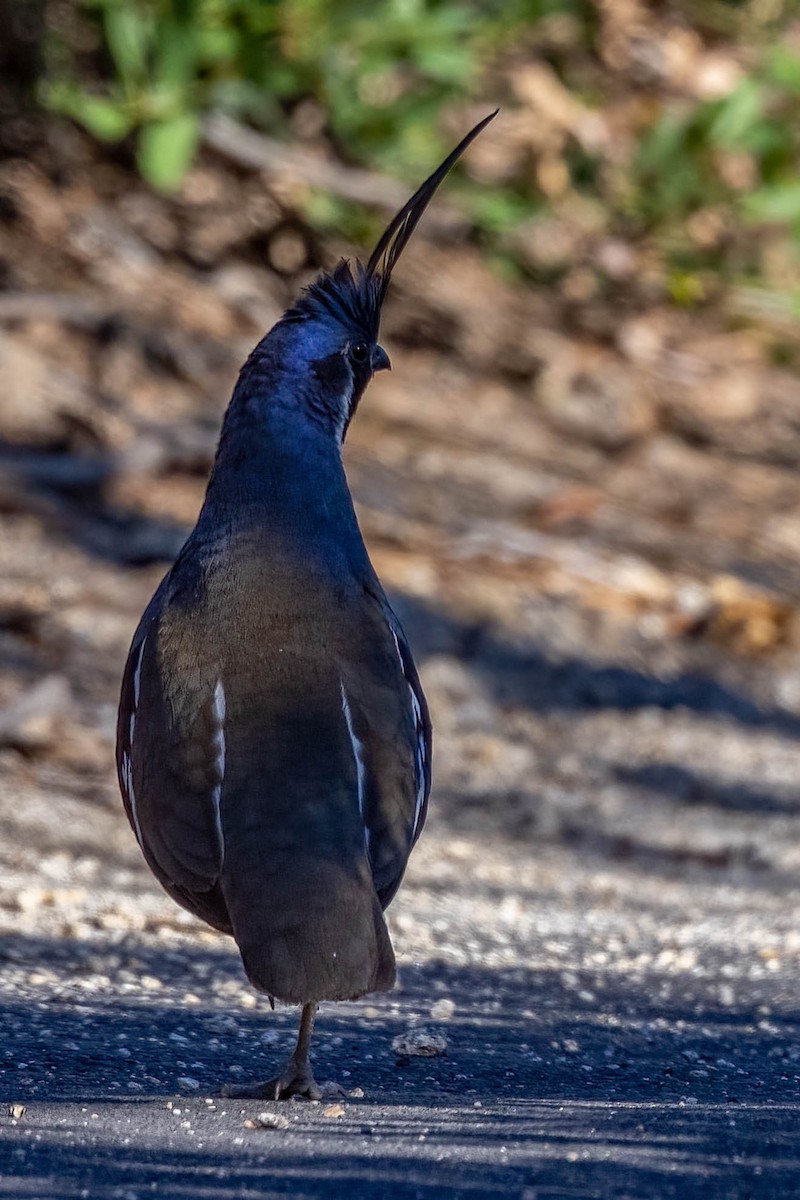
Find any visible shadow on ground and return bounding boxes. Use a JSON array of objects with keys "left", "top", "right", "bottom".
[
  {"left": 613, "top": 762, "right": 800, "bottom": 818},
  {"left": 0, "top": 932, "right": 798, "bottom": 1198},
  {"left": 1, "top": 1100, "right": 796, "bottom": 1200},
  {"left": 392, "top": 595, "right": 800, "bottom": 740}
]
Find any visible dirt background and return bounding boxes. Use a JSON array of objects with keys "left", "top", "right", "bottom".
[{"left": 1, "top": 93, "right": 800, "bottom": 1197}]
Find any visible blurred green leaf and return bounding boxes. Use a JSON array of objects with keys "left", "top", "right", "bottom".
[
  {"left": 768, "top": 46, "right": 800, "bottom": 93},
  {"left": 745, "top": 180, "right": 800, "bottom": 224},
  {"left": 667, "top": 268, "right": 706, "bottom": 307},
  {"left": 104, "top": 6, "right": 150, "bottom": 88},
  {"left": 414, "top": 44, "right": 474, "bottom": 83},
  {"left": 468, "top": 188, "right": 539, "bottom": 234},
  {"left": 195, "top": 25, "right": 240, "bottom": 63},
  {"left": 637, "top": 112, "right": 692, "bottom": 172},
  {"left": 137, "top": 111, "right": 199, "bottom": 190},
  {"left": 709, "top": 79, "right": 764, "bottom": 147},
  {"left": 48, "top": 83, "right": 133, "bottom": 140},
  {"left": 153, "top": 18, "right": 200, "bottom": 90}
]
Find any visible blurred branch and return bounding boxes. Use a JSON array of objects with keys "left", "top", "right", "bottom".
[
  {"left": 726, "top": 285, "right": 800, "bottom": 334},
  {"left": 202, "top": 113, "right": 469, "bottom": 234},
  {"left": 0, "top": 293, "right": 107, "bottom": 326}
]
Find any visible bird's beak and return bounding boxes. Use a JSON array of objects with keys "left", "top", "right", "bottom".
[{"left": 372, "top": 344, "right": 391, "bottom": 373}]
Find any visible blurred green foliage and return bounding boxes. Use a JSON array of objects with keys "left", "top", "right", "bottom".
[
  {"left": 633, "top": 46, "right": 800, "bottom": 232},
  {"left": 626, "top": 40, "right": 800, "bottom": 306},
  {"left": 44, "top": 0, "right": 563, "bottom": 189},
  {"left": 42, "top": 0, "right": 800, "bottom": 305}
]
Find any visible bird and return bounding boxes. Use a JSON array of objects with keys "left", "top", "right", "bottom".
[{"left": 116, "top": 110, "right": 497, "bottom": 1101}]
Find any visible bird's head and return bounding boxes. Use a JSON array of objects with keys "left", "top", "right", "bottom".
[{"left": 249, "top": 110, "right": 497, "bottom": 441}]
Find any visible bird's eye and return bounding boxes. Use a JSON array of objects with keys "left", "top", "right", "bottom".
[{"left": 349, "top": 341, "right": 369, "bottom": 365}]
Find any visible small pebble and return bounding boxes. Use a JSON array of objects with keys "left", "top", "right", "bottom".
[
  {"left": 322, "top": 1104, "right": 345, "bottom": 1119},
  {"left": 392, "top": 1028, "right": 448, "bottom": 1058},
  {"left": 206, "top": 1014, "right": 239, "bottom": 1035},
  {"left": 244, "top": 1112, "right": 289, "bottom": 1131}
]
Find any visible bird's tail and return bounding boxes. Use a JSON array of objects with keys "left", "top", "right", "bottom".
[{"left": 222, "top": 852, "right": 396, "bottom": 1004}]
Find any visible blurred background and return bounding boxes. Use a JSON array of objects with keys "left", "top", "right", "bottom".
[{"left": 2, "top": 0, "right": 800, "bottom": 1059}]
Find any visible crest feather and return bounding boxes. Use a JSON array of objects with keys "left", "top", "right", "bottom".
[
  {"left": 366, "top": 110, "right": 498, "bottom": 304},
  {"left": 284, "top": 260, "right": 382, "bottom": 341},
  {"left": 284, "top": 111, "right": 498, "bottom": 338}
]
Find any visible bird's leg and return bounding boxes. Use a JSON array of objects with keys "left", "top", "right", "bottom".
[
  {"left": 222, "top": 1002, "right": 343, "bottom": 1101},
  {"left": 276, "top": 1001, "right": 320, "bottom": 1099}
]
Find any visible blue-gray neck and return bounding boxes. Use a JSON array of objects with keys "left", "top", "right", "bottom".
[{"left": 192, "top": 351, "right": 367, "bottom": 573}]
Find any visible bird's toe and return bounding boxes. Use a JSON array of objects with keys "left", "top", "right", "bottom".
[{"left": 221, "top": 1056, "right": 338, "bottom": 1102}]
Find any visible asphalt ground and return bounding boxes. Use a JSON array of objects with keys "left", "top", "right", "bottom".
[
  {"left": 2, "top": 418, "right": 800, "bottom": 1199},
  {"left": 1, "top": 817, "right": 800, "bottom": 1199}
]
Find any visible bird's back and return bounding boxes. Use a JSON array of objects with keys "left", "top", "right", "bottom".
[{"left": 119, "top": 489, "right": 426, "bottom": 1003}]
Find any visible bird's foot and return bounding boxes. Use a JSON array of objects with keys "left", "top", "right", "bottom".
[{"left": 222, "top": 1056, "right": 344, "bottom": 1102}]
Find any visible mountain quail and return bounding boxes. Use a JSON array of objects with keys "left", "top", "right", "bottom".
[{"left": 116, "top": 111, "right": 496, "bottom": 1100}]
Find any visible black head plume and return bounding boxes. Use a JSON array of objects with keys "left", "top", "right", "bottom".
[
  {"left": 366, "top": 109, "right": 498, "bottom": 306},
  {"left": 286, "top": 110, "right": 497, "bottom": 340}
]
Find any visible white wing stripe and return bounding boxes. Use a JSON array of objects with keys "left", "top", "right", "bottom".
[
  {"left": 389, "top": 623, "right": 427, "bottom": 842},
  {"left": 121, "top": 749, "right": 145, "bottom": 851},
  {"left": 132, "top": 634, "right": 146, "bottom": 707},
  {"left": 128, "top": 633, "right": 147, "bottom": 754},
  {"left": 410, "top": 699, "right": 426, "bottom": 843},
  {"left": 123, "top": 635, "right": 149, "bottom": 849},
  {"left": 210, "top": 680, "right": 226, "bottom": 854},
  {"left": 340, "top": 680, "right": 370, "bottom": 854},
  {"left": 389, "top": 625, "right": 403, "bottom": 668}
]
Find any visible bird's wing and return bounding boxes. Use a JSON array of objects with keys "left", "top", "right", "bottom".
[
  {"left": 116, "top": 584, "right": 229, "bottom": 925},
  {"left": 339, "top": 583, "right": 432, "bottom": 908}
]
